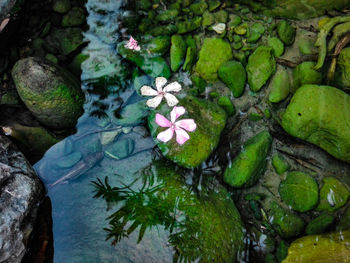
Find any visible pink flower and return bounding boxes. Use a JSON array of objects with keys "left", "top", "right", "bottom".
[
  {"left": 125, "top": 36, "right": 140, "bottom": 51},
  {"left": 0, "top": 18, "right": 10, "bottom": 32},
  {"left": 141, "top": 77, "right": 181, "bottom": 108},
  {"left": 155, "top": 106, "right": 197, "bottom": 145}
]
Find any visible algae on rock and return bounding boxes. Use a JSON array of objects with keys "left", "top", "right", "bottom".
[
  {"left": 224, "top": 131, "right": 272, "bottom": 188},
  {"left": 218, "top": 60, "right": 246, "bottom": 98},
  {"left": 281, "top": 85, "right": 350, "bottom": 163}
]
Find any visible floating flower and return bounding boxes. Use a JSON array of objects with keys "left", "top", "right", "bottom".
[
  {"left": 141, "top": 77, "right": 181, "bottom": 108},
  {"left": 155, "top": 106, "right": 196, "bottom": 145},
  {"left": 124, "top": 36, "right": 140, "bottom": 51}
]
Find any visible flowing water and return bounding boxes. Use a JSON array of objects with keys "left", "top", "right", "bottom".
[{"left": 32, "top": 0, "right": 350, "bottom": 262}]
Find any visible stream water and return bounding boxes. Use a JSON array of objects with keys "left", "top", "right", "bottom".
[{"left": 32, "top": 0, "right": 350, "bottom": 262}]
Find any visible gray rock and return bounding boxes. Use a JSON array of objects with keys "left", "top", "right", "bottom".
[{"left": 0, "top": 135, "right": 44, "bottom": 263}]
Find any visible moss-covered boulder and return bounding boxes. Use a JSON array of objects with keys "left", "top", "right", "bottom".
[
  {"left": 267, "top": 37, "right": 284, "bottom": 57},
  {"left": 281, "top": 85, "right": 350, "bottom": 163},
  {"left": 170, "top": 35, "right": 187, "bottom": 72},
  {"left": 271, "top": 153, "right": 289, "bottom": 174},
  {"left": 277, "top": 20, "right": 296, "bottom": 46},
  {"left": 279, "top": 171, "right": 319, "bottom": 212},
  {"left": 334, "top": 47, "right": 350, "bottom": 89},
  {"left": 218, "top": 96, "right": 235, "bottom": 116},
  {"left": 149, "top": 96, "right": 227, "bottom": 168},
  {"left": 224, "top": 131, "right": 272, "bottom": 188},
  {"left": 268, "top": 201, "right": 305, "bottom": 238},
  {"left": 305, "top": 214, "right": 335, "bottom": 235},
  {"left": 118, "top": 43, "right": 171, "bottom": 78},
  {"left": 268, "top": 68, "right": 290, "bottom": 103},
  {"left": 189, "top": 1, "right": 208, "bottom": 15},
  {"left": 283, "top": 231, "right": 350, "bottom": 262},
  {"left": 145, "top": 36, "right": 170, "bottom": 55},
  {"left": 177, "top": 17, "right": 202, "bottom": 34},
  {"left": 293, "top": 62, "right": 322, "bottom": 91},
  {"left": 246, "top": 46, "right": 276, "bottom": 92},
  {"left": 12, "top": 57, "right": 84, "bottom": 129},
  {"left": 155, "top": 9, "right": 179, "bottom": 22},
  {"left": 218, "top": 60, "right": 246, "bottom": 98},
  {"left": 317, "top": 177, "right": 350, "bottom": 212},
  {"left": 196, "top": 38, "right": 232, "bottom": 81}
]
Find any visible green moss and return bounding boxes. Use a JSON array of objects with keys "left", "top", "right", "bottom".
[
  {"left": 170, "top": 35, "right": 187, "bottom": 72},
  {"left": 334, "top": 47, "right": 350, "bottom": 89},
  {"left": 267, "top": 37, "right": 284, "bottom": 57},
  {"left": 62, "top": 7, "right": 85, "bottom": 27},
  {"left": 177, "top": 17, "right": 202, "bottom": 34},
  {"left": 293, "top": 62, "right": 322, "bottom": 91},
  {"left": 281, "top": 85, "right": 350, "bottom": 163},
  {"left": 224, "top": 131, "right": 272, "bottom": 188},
  {"left": 196, "top": 38, "right": 232, "bottom": 81},
  {"left": 155, "top": 9, "right": 179, "bottom": 22},
  {"left": 218, "top": 60, "right": 246, "bottom": 97},
  {"left": 268, "top": 69, "right": 290, "bottom": 103},
  {"left": 148, "top": 96, "right": 227, "bottom": 168},
  {"left": 52, "top": 0, "right": 70, "bottom": 13},
  {"left": 246, "top": 46, "right": 276, "bottom": 92},
  {"left": 218, "top": 96, "right": 235, "bottom": 116},
  {"left": 269, "top": 201, "right": 305, "bottom": 238},
  {"left": 271, "top": 153, "right": 289, "bottom": 174},
  {"left": 277, "top": 20, "right": 295, "bottom": 46},
  {"left": 317, "top": 177, "right": 350, "bottom": 212},
  {"left": 305, "top": 214, "right": 335, "bottom": 235},
  {"left": 279, "top": 171, "right": 319, "bottom": 212},
  {"left": 189, "top": 1, "right": 208, "bottom": 15}
]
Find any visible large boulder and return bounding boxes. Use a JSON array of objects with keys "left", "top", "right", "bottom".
[
  {"left": 281, "top": 85, "right": 350, "bottom": 163},
  {"left": 12, "top": 57, "right": 84, "bottom": 129},
  {"left": 0, "top": 135, "right": 44, "bottom": 263}
]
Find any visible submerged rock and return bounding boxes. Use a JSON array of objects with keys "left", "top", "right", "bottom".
[
  {"left": 218, "top": 60, "right": 246, "bottom": 97},
  {"left": 224, "top": 131, "right": 272, "bottom": 188},
  {"left": 246, "top": 46, "right": 276, "bottom": 92},
  {"left": 0, "top": 135, "right": 44, "bottom": 263},
  {"left": 279, "top": 171, "right": 319, "bottom": 212},
  {"left": 316, "top": 177, "right": 350, "bottom": 212},
  {"left": 149, "top": 96, "right": 226, "bottom": 168},
  {"left": 196, "top": 38, "right": 232, "bottom": 81},
  {"left": 283, "top": 231, "right": 350, "bottom": 262},
  {"left": 11, "top": 57, "right": 84, "bottom": 129},
  {"left": 281, "top": 85, "right": 350, "bottom": 163}
]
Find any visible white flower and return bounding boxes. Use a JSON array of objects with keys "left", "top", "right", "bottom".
[
  {"left": 212, "top": 23, "right": 226, "bottom": 34},
  {"left": 141, "top": 77, "right": 181, "bottom": 108}
]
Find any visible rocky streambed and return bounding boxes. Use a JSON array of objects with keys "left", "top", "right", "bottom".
[{"left": 1, "top": 0, "right": 350, "bottom": 262}]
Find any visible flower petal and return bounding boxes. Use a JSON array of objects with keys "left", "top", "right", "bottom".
[
  {"left": 175, "top": 129, "right": 190, "bottom": 145},
  {"left": 170, "top": 106, "right": 185, "bottom": 122},
  {"left": 141, "top": 86, "right": 158, "bottom": 96},
  {"left": 155, "top": 113, "right": 171, "bottom": 127},
  {"left": 163, "top": 81, "right": 181, "bottom": 93},
  {"left": 157, "top": 128, "right": 174, "bottom": 143},
  {"left": 176, "top": 119, "right": 197, "bottom": 132},
  {"left": 155, "top": 77, "right": 167, "bottom": 92},
  {"left": 146, "top": 95, "right": 163, "bottom": 108},
  {"left": 164, "top": 93, "right": 179, "bottom": 107}
]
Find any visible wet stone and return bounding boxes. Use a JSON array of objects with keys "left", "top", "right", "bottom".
[{"left": 104, "top": 138, "right": 135, "bottom": 160}]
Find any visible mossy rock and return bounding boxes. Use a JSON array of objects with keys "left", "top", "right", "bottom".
[
  {"left": 293, "top": 62, "right": 322, "bottom": 91},
  {"left": 317, "top": 177, "right": 350, "bottom": 212},
  {"left": 177, "top": 17, "right": 202, "bottom": 34},
  {"left": 277, "top": 20, "right": 295, "bottom": 46},
  {"left": 202, "top": 10, "right": 215, "bottom": 28},
  {"left": 218, "top": 96, "right": 235, "bottom": 116},
  {"left": 334, "top": 47, "right": 350, "bottom": 89},
  {"left": 268, "top": 201, "right": 305, "bottom": 238},
  {"left": 46, "top": 27, "right": 84, "bottom": 56},
  {"left": 52, "top": 0, "right": 70, "bottom": 13},
  {"left": 268, "top": 68, "right": 290, "bottom": 103},
  {"left": 218, "top": 60, "right": 246, "bottom": 98},
  {"left": 62, "top": 7, "right": 85, "bottom": 27},
  {"left": 283, "top": 231, "right": 350, "bottom": 262},
  {"left": 305, "top": 214, "right": 335, "bottom": 235},
  {"left": 11, "top": 57, "right": 84, "bottom": 129},
  {"left": 267, "top": 37, "right": 284, "bottom": 57},
  {"left": 118, "top": 43, "right": 171, "bottom": 78},
  {"left": 271, "top": 153, "right": 289, "bottom": 174},
  {"left": 155, "top": 9, "right": 179, "bottom": 22},
  {"left": 189, "top": 1, "right": 208, "bottom": 15},
  {"left": 145, "top": 36, "right": 170, "bottom": 55},
  {"left": 170, "top": 35, "right": 187, "bottom": 72},
  {"left": 279, "top": 171, "right": 319, "bottom": 212},
  {"left": 196, "top": 38, "right": 232, "bottom": 81},
  {"left": 246, "top": 46, "right": 276, "bottom": 92},
  {"left": 281, "top": 85, "right": 350, "bottom": 163},
  {"left": 148, "top": 96, "right": 227, "bottom": 168},
  {"left": 224, "top": 131, "right": 272, "bottom": 188}
]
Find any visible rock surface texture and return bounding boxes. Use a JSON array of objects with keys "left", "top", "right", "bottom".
[{"left": 0, "top": 135, "right": 44, "bottom": 263}]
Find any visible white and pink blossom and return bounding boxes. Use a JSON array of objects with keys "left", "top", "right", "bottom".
[
  {"left": 124, "top": 36, "right": 140, "bottom": 51},
  {"left": 141, "top": 77, "right": 181, "bottom": 108},
  {"left": 155, "top": 106, "right": 196, "bottom": 145}
]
